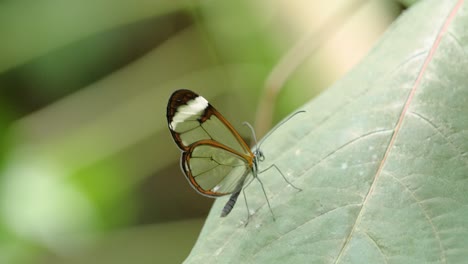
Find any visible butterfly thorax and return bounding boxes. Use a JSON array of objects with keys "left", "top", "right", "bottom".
[
  {"left": 252, "top": 149, "right": 265, "bottom": 178},
  {"left": 254, "top": 149, "right": 265, "bottom": 162}
]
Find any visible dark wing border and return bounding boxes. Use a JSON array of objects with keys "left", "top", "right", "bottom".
[{"left": 166, "top": 89, "right": 252, "bottom": 155}]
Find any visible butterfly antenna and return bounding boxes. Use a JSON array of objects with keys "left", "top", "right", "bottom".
[
  {"left": 240, "top": 111, "right": 305, "bottom": 222},
  {"left": 257, "top": 110, "right": 306, "bottom": 150},
  {"left": 243, "top": 110, "right": 305, "bottom": 150},
  {"left": 242, "top": 121, "right": 258, "bottom": 147}
]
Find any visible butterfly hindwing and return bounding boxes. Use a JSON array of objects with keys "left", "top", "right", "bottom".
[{"left": 182, "top": 141, "right": 251, "bottom": 196}]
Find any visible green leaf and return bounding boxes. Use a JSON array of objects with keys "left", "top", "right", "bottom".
[{"left": 184, "top": 0, "right": 468, "bottom": 263}]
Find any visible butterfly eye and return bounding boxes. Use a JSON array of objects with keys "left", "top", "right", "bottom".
[{"left": 257, "top": 150, "right": 265, "bottom": 162}]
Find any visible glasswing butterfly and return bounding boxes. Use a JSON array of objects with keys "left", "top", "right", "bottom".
[{"left": 166, "top": 89, "right": 302, "bottom": 222}]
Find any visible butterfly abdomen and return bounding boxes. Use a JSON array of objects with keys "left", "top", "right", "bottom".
[{"left": 221, "top": 190, "right": 241, "bottom": 217}]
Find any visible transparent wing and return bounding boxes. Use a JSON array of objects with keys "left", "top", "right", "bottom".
[
  {"left": 167, "top": 90, "right": 255, "bottom": 197},
  {"left": 181, "top": 142, "right": 252, "bottom": 197},
  {"left": 167, "top": 89, "right": 252, "bottom": 157}
]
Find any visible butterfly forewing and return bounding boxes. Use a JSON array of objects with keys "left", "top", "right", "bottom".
[
  {"left": 167, "top": 89, "right": 254, "bottom": 197},
  {"left": 167, "top": 90, "right": 252, "bottom": 157}
]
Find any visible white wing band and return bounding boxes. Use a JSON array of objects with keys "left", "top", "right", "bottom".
[{"left": 171, "top": 96, "right": 208, "bottom": 129}]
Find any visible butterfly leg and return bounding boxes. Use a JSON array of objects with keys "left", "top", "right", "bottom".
[
  {"left": 254, "top": 175, "right": 276, "bottom": 221},
  {"left": 259, "top": 164, "right": 302, "bottom": 191},
  {"left": 242, "top": 188, "right": 251, "bottom": 226},
  {"left": 237, "top": 176, "right": 256, "bottom": 226}
]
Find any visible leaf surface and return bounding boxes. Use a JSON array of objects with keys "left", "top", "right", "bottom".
[{"left": 185, "top": 0, "right": 468, "bottom": 263}]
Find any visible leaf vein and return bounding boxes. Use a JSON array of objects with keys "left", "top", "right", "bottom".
[
  {"left": 333, "top": 1, "right": 464, "bottom": 262},
  {"left": 362, "top": 231, "right": 388, "bottom": 264},
  {"left": 409, "top": 111, "right": 468, "bottom": 164},
  {"left": 387, "top": 172, "right": 446, "bottom": 263},
  {"left": 248, "top": 203, "right": 362, "bottom": 261},
  {"left": 253, "top": 129, "right": 392, "bottom": 219}
]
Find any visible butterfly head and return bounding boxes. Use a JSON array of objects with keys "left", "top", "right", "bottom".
[{"left": 254, "top": 148, "right": 265, "bottom": 162}]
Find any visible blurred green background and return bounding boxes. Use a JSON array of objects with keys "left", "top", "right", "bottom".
[{"left": 0, "top": 1, "right": 404, "bottom": 263}]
